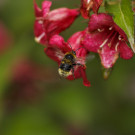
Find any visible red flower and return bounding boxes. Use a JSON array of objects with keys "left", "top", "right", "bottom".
[
  {"left": 34, "top": 0, "right": 79, "bottom": 45},
  {"left": 44, "top": 31, "right": 90, "bottom": 87},
  {"left": 82, "top": 13, "right": 133, "bottom": 68},
  {"left": 80, "top": 0, "right": 103, "bottom": 19}
]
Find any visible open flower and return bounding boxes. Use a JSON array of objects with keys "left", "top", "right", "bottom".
[
  {"left": 34, "top": 0, "right": 79, "bottom": 45},
  {"left": 82, "top": 13, "right": 133, "bottom": 68},
  {"left": 80, "top": 0, "right": 103, "bottom": 19},
  {"left": 44, "top": 31, "right": 90, "bottom": 87}
]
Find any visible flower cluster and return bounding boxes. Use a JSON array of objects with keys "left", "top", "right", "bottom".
[{"left": 34, "top": 0, "right": 133, "bottom": 87}]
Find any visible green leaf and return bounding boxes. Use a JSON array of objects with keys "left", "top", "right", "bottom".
[{"left": 105, "top": 0, "right": 134, "bottom": 52}]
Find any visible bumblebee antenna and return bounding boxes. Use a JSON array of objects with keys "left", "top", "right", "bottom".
[
  {"left": 67, "top": 42, "right": 73, "bottom": 50},
  {"left": 75, "top": 47, "right": 85, "bottom": 52}
]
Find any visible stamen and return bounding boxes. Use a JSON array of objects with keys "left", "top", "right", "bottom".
[
  {"left": 115, "top": 42, "right": 119, "bottom": 51},
  {"left": 100, "top": 39, "right": 108, "bottom": 48},
  {"left": 98, "top": 28, "right": 104, "bottom": 32},
  {"left": 100, "top": 30, "right": 115, "bottom": 48},
  {"left": 118, "top": 35, "right": 122, "bottom": 40},
  {"left": 109, "top": 26, "right": 113, "bottom": 30},
  {"left": 87, "top": 0, "right": 91, "bottom": 3},
  {"left": 35, "top": 32, "right": 45, "bottom": 43},
  {"left": 108, "top": 32, "right": 117, "bottom": 47},
  {"left": 38, "top": 20, "right": 43, "bottom": 24},
  {"left": 87, "top": 0, "right": 93, "bottom": 10}
]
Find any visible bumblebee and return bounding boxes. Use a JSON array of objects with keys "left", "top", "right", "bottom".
[
  {"left": 56, "top": 44, "right": 86, "bottom": 78},
  {"left": 58, "top": 51, "right": 78, "bottom": 77},
  {"left": 55, "top": 43, "right": 93, "bottom": 78}
]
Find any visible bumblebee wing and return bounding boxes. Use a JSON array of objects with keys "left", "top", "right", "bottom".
[
  {"left": 76, "top": 54, "right": 95, "bottom": 65},
  {"left": 86, "top": 54, "right": 95, "bottom": 61},
  {"left": 76, "top": 57, "right": 86, "bottom": 65},
  {"left": 55, "top": 48, "right": 65, "bottom": 61}
]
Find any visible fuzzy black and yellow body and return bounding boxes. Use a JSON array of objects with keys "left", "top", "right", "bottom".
[{"left": 58, "top": 51, "right": 76, "bottom": 77}]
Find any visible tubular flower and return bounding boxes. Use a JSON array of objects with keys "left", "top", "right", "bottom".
[
  {"left": 80, "top": 0, "right": 103, "bottom": 19},
  {"left": 82, "top": 13, "right": 133, "bottom": 68},
  {"left": 44, "top": 31, "right": 90, "bottom": 87},
  {"left": 34, "top": 0, "right": 79, "bottom": 45}
]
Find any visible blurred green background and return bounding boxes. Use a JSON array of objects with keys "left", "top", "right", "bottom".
[{"left": 0, "top": 0, "right": 135, "bottom": 135}]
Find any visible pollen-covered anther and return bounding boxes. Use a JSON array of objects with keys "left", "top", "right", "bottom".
[
  {"left": 118, "top": 35, "right": 122, "bottom": 40},
  {"left": 98, "top": 28, "right": 104, "bottom": 32},
  {"left": 109, "top": 26, "right": 113, "bottom": 30},
  {"left": 38, "top": 20, "right": 43, "bottom": 24},
  {"left": 108, "top": 43, "right": 111, "bottom": 47},
  {"left": 35, "top": 32, "right": 45, "bottom": 43},
  {"left": 115, "top": 42, "right": 119, "bottom": 51},
  {"left": 87, "top": 0, "right": 91, "bottom": 3}
]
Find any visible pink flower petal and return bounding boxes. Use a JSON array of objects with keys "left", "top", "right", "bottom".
[
  {"left": 45, "top": 8, "right": 79, "bottom": 36},
  {"left": 114, "top": 24, "right": 128, "bottom": 41},
  {"left": 67, "top": 66, "right": 90, "bottom": 87},
  {"left": 34, "top": 1, "right": 79, "bottom": 46},
  {"left": 89, "top": 13, "right": 114, "bottom": 32},
  {"left": 42, "top": 0, "right": 52, "bottom": 18},
  {"left": 92, "top": 0, "right": 103, "bottom": 13},
  {"left": 67, "top": 67, "right": 81, "bottom": 80},
  {"left": 119, "top": 42, "right": 133, "bottom": 59},
  {"left": 82, "top": 30, "right": 109, "bottom": 52},
  {"left": 49, "top": 35, "right": 70, "bottom": 52},
  {"left": 48, "top": 8, "right": 79, "bottom": 21},
  {"left": 68, "top": 31, "right": 84, "bottom": 50},
  {"left": 80, "top": 66, "right": 91, "bottom": 87},
  {"left": 34, "top": 21, "right": 47, "bottom": 44},
  {"left": 68, "top": 31, "right": 88, "bottom": 58},
  {"left": 34, "top": 0, "right": 42, "bottom": 17},
  {"left": 99, "top": 45, "right": 119, "bottom": 68},
  {"left": 80, "top": 0, "right": 93, "bottom": 19},
  {"left": 44, "top": 47, "right": 61, "bottom": 63},
  {"left": 80, "top": 0, "right": 103, "bottom": 18},
  {"left": 34, "top": 0, "right": 52, "bottom": 17}
]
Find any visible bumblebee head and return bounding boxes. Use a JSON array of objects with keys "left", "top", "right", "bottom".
[
  {"left": 58, "top": 68, "right": 71, "bottom": 77},
  {"left": 72, "top": 51, "right": 76, "bottom": 55}
]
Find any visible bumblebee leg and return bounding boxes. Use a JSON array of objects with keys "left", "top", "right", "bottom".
[
  {"left": 73, "top": 63, "right": 84, "bottom": 67},
  {"left": 72, "top": 67, "right": 75, "bottom": 80}
]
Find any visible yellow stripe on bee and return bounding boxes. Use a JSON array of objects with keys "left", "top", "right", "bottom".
[
  {"left": 63, "top": 59, "right": 72, "bottom": 64},
  {"left": 65, "top": 52, "right": 76, "bottom": 58},
  {"left": 58, "top": 68, "right": 72, "bottom": 77}
]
